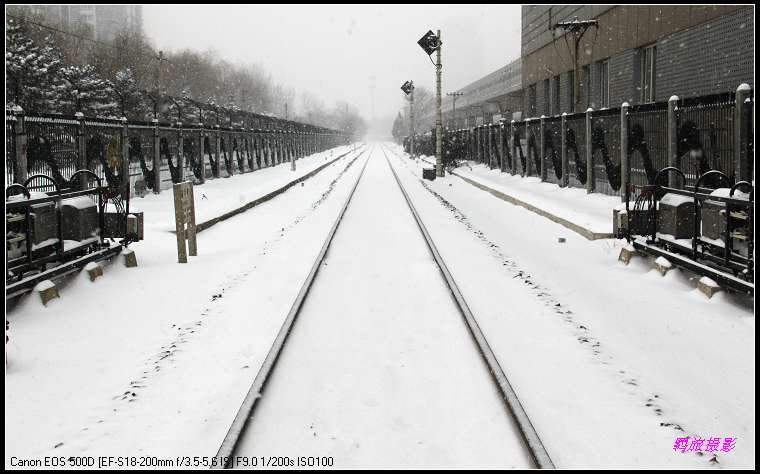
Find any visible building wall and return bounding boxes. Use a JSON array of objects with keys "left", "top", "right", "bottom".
[{"left": 524, "top": 5, "right": 753, "bottom": 115}]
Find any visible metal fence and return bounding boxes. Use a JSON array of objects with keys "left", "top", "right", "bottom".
[
  {"left": 434, "top": 85, "right": 753, "bottom": 201},
  {"left": 590, "top": 108, "right": 622, "bottom": 195},
  {"left": 7, "top": 109, "right": 348, "bottom": 197},
  {"left": 543, "top": 116, "right": 562, "bottom": 185}
]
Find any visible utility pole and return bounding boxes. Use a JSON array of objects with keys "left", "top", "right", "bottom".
[
  {"left": 435, "top": 29, "right": 443, "bottom": 177},
  {"left": 552, "top": 17, "right": 598, "bottom": 113},
  {"left": 153, "top": 50, "right": 169, "bottom": 119},
  {"left": 446, "top": 91, "right": 464, "bottom": 129}
]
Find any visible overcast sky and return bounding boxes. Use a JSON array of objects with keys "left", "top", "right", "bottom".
[{"left": 144, "top": 4, "right": 521, "bottom": 131}]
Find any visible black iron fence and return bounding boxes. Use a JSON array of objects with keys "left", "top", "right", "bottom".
[
  {"left": 407, "top": 85, "right": 754, "bottom": 200},
  {"left": 6, "top": 107, "right": 349, "bottom": 197}
]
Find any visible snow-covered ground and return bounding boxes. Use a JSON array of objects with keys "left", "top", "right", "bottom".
[
  {"left": 386, "top": 143, "right": 754, "bottom": 468},
  {"left": 5, "top": 144, "right": 367, "bottom": 464},
  {"left": 5, "top": 141, "right": 754, "bottom": 469},
  {"left": 419, "top": 157, "right": 619, "bottom": 236},
  {"left": 235, "top": 146, "right": 532, "bottom": 469}
]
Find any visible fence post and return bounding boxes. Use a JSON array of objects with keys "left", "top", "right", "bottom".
[
  {"left": 290, "top": 131, "right": 296, "bottom": 172},
  {"left": 498, "top": 122, "right": 505, "bottom": 171},
  {"left": 198, "top": 128, "right": 206, "bottom": 184},
  {"left": 121, "top": 117, "right": 130, "bottom": 199},
  {"left": 152, "top": 118, "right": 161, "bottom": 193},
  {"left": 177, "top": 121, "right": 184, "bottom": 182},
  {"left": 620, "top": 102, "right": 629, "bottom": 202},
  {"left": 524, "top": 120, "right": 530, "bottom": 177},
  {"left": 76, "top": 112, "right": 87, "bottom": 189},
  {"left": 735, "top": 83, "right": 752, "bottom": 182},
  {"left": 13, "top": 106, "right": 27, "bottom": 184},
  {"left": 667, "top": 95, "right": 679, "bottom": 188},
  {"left": 539, "top": 115, "right": 546, "bottom": 181},
  {"left": 487, "top": 125, "right": 493, "bottom": 169},
  {"left": 510, "top": 120, "right": 516, "bottom": 174},
  {"left": 561, "top": 113, "right": 568, "bottom": 187},
  {"left": 215, "top": 125, "right": 222, "bottom": 177},
  {"left": 586, "top": 107, "right": 593, "bottom": 193}
]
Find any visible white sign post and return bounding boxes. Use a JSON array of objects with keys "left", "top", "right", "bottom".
[{"left": 173, "top": 181, "right": 197, "bottom": 263}]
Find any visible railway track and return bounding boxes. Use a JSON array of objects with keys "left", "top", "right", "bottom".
[{"left": 214, "top": 143, "right": 554, "bottom": 469}]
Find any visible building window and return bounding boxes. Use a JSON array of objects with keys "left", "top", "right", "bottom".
[
  {"left": 640, "top": 45, "right": 656, "bottom": 103},
  {"left": 528, "top": 83, "right": 537, "bottom": 118},
  {"left": 542, "top": 79, "right": 550, "bottom": 116},
  {"left": 598, "top": 59, "right": 610, "bottom": 108},
  {"left": 552, "top": 75, "right": 560, "bottom": 115}
]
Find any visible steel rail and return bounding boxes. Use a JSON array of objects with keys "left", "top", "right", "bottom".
[
  {"left": 214, "top": 145, "right": 373, "bottom": 468},
  {"left": 380, "top": 144, "right": 555, "bottom": 469}
]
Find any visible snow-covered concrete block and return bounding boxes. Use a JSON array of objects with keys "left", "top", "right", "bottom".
[
  {"left": 654, "top": 256, "right": 672, "bottom": 276},
  {"left": 85, "top": 262, "right": 104, "bottom": 282},
  {"left": 697, "top": 276, "right": 722, "bottom": 299},
  {"left": 35, "top": 280, "right": 59, "bottom": 306},
  {"left": 618, "top": 245, "right": 636, "bottom": 265},
  {"left": 122, "top": 248, "right": 138, "bottom": 268}
]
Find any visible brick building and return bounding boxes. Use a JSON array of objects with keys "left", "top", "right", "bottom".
[{"left": 521, "top": 5, "right": 754, "bottom": 117}]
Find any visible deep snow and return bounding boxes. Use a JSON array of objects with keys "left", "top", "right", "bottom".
[{"left": 386, "top": 143, "right": 754, "bottom": 468}]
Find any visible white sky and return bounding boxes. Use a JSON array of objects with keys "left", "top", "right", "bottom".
[{"left": 144, "top": 4, "right": 521, "bottom": 130}]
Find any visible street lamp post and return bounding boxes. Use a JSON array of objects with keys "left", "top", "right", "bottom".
[
  {"left": 417, "top": 29, "right": 443, "bottom": 176},
  {"left": 401, "top": 80, "right": 415, "bottom": 157}
]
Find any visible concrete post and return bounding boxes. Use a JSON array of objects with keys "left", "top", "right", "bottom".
[
  {"left": 586, "top": 107, "right": 593, "bottom": 193},
  {"left": 539, "top": 115, "right": 546, "bottom": 181},
  {"left": 13, "top": 106, "right": 27, "bottom": 184},
  {"left": 735, "top": 84, "right": 752, "bottom": 182},
  {"left": 561, "top": 113, "right": 568, "bottom": 187},
  {"left": 667, "top": 95, "right": 679, "bottom": 188},
  {"left": 620, "top": 102, "right": 629, "bottom": 202},
  {"left": 152, "top": 118, "right": 161, "bottom": 193}
]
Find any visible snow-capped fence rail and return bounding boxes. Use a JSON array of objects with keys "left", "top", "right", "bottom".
[
  {"left": 5, "top": 104, "right": 349, "bottom": 197},
  {"left": 406, "top": 84, "right": 753, "bottom": 200}
]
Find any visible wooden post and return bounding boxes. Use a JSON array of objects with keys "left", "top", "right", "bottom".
[{"left": 173, "top": 181, "right": 197, "bottom": 263}]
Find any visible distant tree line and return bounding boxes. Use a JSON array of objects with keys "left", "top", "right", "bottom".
[{"left": 5, "top": 7, "right": 366, "bottom": 138}]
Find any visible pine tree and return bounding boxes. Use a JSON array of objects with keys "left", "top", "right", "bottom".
[
  {"left": 5, "top": 19, "right": 63, "bottom": 113},
  {"left": 111, "top": 68, "right": 147, "bottom": 120},
  {"left": 56, "top": 64, "right": 117, "bottom": 117}
]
